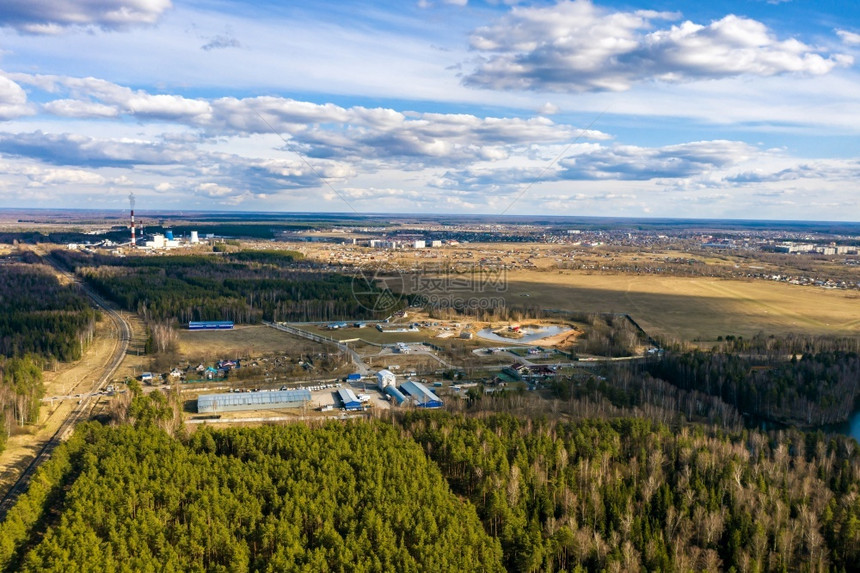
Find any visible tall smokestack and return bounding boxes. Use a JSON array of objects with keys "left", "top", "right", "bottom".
[{"left": 129, "top": 192, "right": 136, "bottom": 248}]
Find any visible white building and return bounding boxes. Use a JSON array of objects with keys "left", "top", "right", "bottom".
[
  {"left": 145, "top": 234, "right": 165, "bottom": 249},
  {"left": 377, "top": 369, "right": 396, "bottom": 390},
  {"left": 413, "top": 240, "right": 426, "bottom": 249},
  {"left": 430, "top": 240, "right": 442, "bottom": 247},
  {"left": 144, "top": 233, "right": 180, "bottom": 249}
]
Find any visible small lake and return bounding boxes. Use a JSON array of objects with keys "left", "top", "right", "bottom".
[
  {"left": 835, "top": 410, "right": 860, "bottom": 443},
  {"left": 476, "top": 325, "right": 572, "bottom": 344}
]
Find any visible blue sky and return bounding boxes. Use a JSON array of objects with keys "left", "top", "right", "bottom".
[{"left": 0, "top": 0, "right": 858, "bottom": 220}]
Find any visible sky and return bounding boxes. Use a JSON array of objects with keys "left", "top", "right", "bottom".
[{"left": 0, "top": 0, "right": 858, "bottom": 221}]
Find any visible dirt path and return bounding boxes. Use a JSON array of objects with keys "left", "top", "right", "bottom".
[
  {"left": 0, "top": 313, "right": 121, "bottom": 496},
  {"left": 537, "top": 328, "right": 582, "bottom": 347},
  {"left": 0, "top": 250, "right": 137, "bottom": 502}
]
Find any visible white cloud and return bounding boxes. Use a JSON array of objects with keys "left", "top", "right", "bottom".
[
  {"left": 43, "top": 170, "right": 103, "bottom": 186},
  {"left": 0, "top": 0, "right": 172, "bottom": 34},
  {"left": 0, "top": 76, "right": 34, "bottom": 119},
  {"left": 0, "top": 159, "right": 106, "bottom": 189},
  {"left": 537, "top": 102, "right": 559, "bottom": 115},
  {"left": 464, "top": 1, "right": 851, "bottom": 92},
  {"left": 837, "top": 29, "right": 860, "bottom": 46},
  {"left": 559, "top": 140, "right": 755, "bottom": 180},
  {"left": 28, "top": 167, "right": 105, "bottom": 186},
  {"left": 11, "top": 73, "right": 212, "bottom": 122},
  {"left": 0, "top": 130, "right": 198, "bottom": 167},
  {"left": 42, "top": 99, "right": 119, "bottom": 118},
  {"left": 194, "top": 182, "right": 233, "bottom": 198},
  {"left": 1, "top": 62, "right": 858, "bottom": 217}
]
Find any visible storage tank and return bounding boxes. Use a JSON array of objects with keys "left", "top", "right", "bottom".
[
  {"left": 165, "top": 230, "right": 174, "bottom": 240},
  {"left": 384, "top": 385, "right": 407, "bottom": 406}
]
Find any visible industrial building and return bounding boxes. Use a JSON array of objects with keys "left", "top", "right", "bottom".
[
  {"left": 337, "top": 387, "right": 363, "bottom": 410},
  {"left": 400, "top": 380, "right": 443, "bottom": 408},
  {"left": 189, "top": 321, "right": 234, "bottom": 330},
  {"left": 197, "top": 389, "right": 311, "bottom": 413},
  {"left": 384, "top": 385, "right": 408, "bottom": 406},
  {"left": 144, "top": 233, "right": 181, "bottom": 249},
  {"left": 377, "top": 369, "right": 396, "bottom": 390}
]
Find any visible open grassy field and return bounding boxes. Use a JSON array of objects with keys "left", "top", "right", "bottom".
[
  {"left": 498, "top": 271, "right": 860, "bottom": 341},
  {"left": 176, "top": 325, "right": 326, "bottom": 361}
]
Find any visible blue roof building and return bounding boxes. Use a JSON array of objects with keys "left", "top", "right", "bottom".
[
  {"left": 189, "top": 321, "right": 234, "bottom": 330},
  {"left": 400, "top": 380, "right": 443, "bottom": 408}
]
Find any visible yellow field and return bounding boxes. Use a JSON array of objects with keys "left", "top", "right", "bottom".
[
  {"left": 495, "top": 271, "right": 860, "bottom": 341},
  {"left": 404, "top": 270, "right": 860, "bottom": 341}
]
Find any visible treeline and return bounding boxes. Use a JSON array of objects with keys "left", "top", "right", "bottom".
[
  {"left": 0, "top": 262, "right": 98, "bottom": 455},
  {"left": 547, "top": 367, "right": 744, "bottom": 429},
  {"left": 51, "top": 250, "right": 405, "bottom": 323},
  {"left": 228, "top": 249, "right": 304, "bottom": 265},
  {"left": 0, "top": 355, "right": 44, "bottom": 452},
  {"left": 1, "top": 412, "right": 857, "bottom": 572},
  {"left": 0, "top": 264, "right": 98, "bottom": 362},
  {"left": 0, "top": 223, "right": 320, "bottom": 245},
  {"left": 575, "top": 313, "right": 643, "bottom": 357},
  {"left": 395, "top": 411, "right": 860, "bottom": 572},
  {"left": 647, "top": 348, "right": 860, "bottom": 426},
  {"left": 0, "top": 419, "right": 503, "bottom": 572},
  {"left": 0, "top": 231, "right": 127, "bottom": 245}
]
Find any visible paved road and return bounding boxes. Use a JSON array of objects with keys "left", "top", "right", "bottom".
[{"left": 0, "top": 252, "right": 131, "bottom": 522}]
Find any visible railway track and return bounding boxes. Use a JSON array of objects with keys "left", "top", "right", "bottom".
[{"left": 0, "top": 253, "right": 130, "bottom": 522}]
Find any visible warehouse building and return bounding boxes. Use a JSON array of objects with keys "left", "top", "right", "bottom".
[
  {"left": 197, "top": 389, "right": 311, "bottom": 413},
  {"left": 337, "top": 387, "right": 363, "bottom": 410},
  {"left": 400, "top": 380, "right": 443, "bottom": 408},
  {"left": 189, "top": 321, "right": 234, "bottom": 330},
  {"left": 384, "top": 385, "right": 408, "bottom": 406}
]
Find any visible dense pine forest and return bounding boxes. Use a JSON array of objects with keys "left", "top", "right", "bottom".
[
  {"left": 0, "top": 419, "right": 503, "bottom": 572},
  {"left": 0, "top": 409, "right": 857, "bottom": 572},
  {"left": 0, "top": 263, "right": 97, "bottom": 362},
  {"left": 398, "top": 412, "right": 860, "bottom": 572},
  {"left": 0, "top": 262, "right": 98, "bottom": 452},
  {"left": 51, "top": 249, "right": 406, "bottom": 323},
  {"left": 646, "top": 344, "right": 860, "bottom": 427}
]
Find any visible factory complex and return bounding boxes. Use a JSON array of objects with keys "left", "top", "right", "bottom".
[{"left": 195, "top": 369, "right": 443, "bottom": 416}]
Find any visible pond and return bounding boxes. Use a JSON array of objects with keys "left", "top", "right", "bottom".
[
  {"left": 476, "top": 325, "right": 572, "bottom": 344},
  {"left": 835, "top": 410, "right": 860, "bottom": 443}
]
